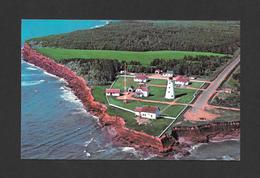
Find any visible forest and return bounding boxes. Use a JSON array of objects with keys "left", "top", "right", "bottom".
[
  {"left": 27, "top": 20, "right": 240, "bottom": 54},
  {"left": 60, "top": 55, "right": 230, "bottom": 85}
]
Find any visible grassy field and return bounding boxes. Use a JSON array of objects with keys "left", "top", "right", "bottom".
[
  {"left": 92, "top": 86, "right": 173, "bottom": 136},
  {"left": 145, "top": 86, "right": 196, "bottom": 103},
  {"left": 108, "top": 96, "right": 169, "bottom": 111},
  {"left": 175, "top": 88, "right": 197, "bottom": 103},
  {"left": 148, "top": 79, "right": 167, "bottom": 85},
  {"left": 111, "top": 76, "right": 138, "bottom": 90},
  {"left": 92, "top": 85, "right": 109, "bottom": 104},
  {"left": 189, "top": 81, "right": 204, "bottom": 88},
  {"left": 36, "top": 47, "right": 227, "bottom": 66},
  {"left": 161, "top": 105, "right": 186, "bottom": 117}
]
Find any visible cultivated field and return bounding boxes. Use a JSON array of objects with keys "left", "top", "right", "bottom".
[{"left": 36, "top": 47, "right": 227, "bottom": 65}]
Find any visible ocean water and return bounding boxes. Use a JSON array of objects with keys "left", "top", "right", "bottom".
[{"left": 21, "top": 20, "right": 240, "bottom": 160}]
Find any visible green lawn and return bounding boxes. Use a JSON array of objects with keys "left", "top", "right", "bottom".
[
  {"left": 108, "top": 96, "right": 169, "bottom": 111},
  {"left": 161, "top": 105, "right": 186, "bottom": 117},
  {"left": 36, "top": 47, "right": 227, "bottom": 66},
  {"left": 112, "top": 76, "right": 138, "bottom": 90},
  {"left": 92, "top": 85, "right": 109, "bottom": 104},
  {"left": 148, "top": 79, "right": 167, "bottom": 85},
  {"left": 175, "top": 88, "right": 197, "bottom": 103},
  {"left": 92, "top": 85, "right": 194, "bottom": 136},
  {"left": 107, "top": 105, "right": 173, "bottom": 136},
  {"left": 145, "top": 86, "right": 196, "bottom": 104},
  {"left": 189, "top": 81, "right": 204, "bottom": 88}
]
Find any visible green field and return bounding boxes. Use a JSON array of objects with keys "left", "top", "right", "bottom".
[
  {"left": 161, "top": 105, "right": 186, "bottom": 117},
  {"left": 92, "top": 86, "right": 173, "bottom": 136},
  {"left": 175, "top": 88, "right": 197, "bottom": 103},
  {"left": 111, "top": 76, "right": 137, "bottom": 90},
  {"left": 36, "top": 47, "right": 227, "bottom": 66},
  {"left": 108, "top": 96, "right": 169, "bottom": 111},
  {"left": 148, "top": 79, "right": 167, "bottom": 85},
  {"left": 190, "top": 81, "right": 204, "bottom": 88}
]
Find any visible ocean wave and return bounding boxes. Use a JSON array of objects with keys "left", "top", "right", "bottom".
[
  {"left": 60, "top": 86, "right": 82, "bottom": 106},
  {"left": 22, "top": 80, "right": 45, "bottom": 86},
  {"left": 84, "top": 137, "right": 94, "bottom": 147},
  {"left": 27, "top": 67, "right": 38, "bottom": 71}
]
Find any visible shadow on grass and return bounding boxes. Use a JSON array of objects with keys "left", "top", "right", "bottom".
[{"left": 175, "top": 93, "right": 187, "bottom": 98}]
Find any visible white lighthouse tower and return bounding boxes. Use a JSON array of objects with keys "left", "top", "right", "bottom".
[{"left": 165, "top": 77, "right": 175, "bottom": 99}]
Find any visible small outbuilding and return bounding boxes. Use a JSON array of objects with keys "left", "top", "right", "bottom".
[
  {"left": 135, "top": 106, "right": 160, "bottom": 119},
  {"left": 162, "top": 70, "right": 174, "bottom": 77},
  {"left": 105, "top": 88, "right": 120, "bottom": 96},
  {"left": 135, "top": 85, "right": 149, "bottom": 97},
  {"left": 134, "top": 74, "right": 148, "bottom": 83},
  {"left": 175, "top": 75, "right": 190, "bottom": 86}
]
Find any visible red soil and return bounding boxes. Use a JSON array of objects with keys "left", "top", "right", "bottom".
[{"left": 184, "top": 106, "right": 220, "bottom": 121}]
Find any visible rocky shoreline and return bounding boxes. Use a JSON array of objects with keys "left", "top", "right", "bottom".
[{"left": 21, "top": 43, "right": 240, "bottom": 157}]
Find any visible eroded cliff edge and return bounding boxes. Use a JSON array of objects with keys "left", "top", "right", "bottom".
[{"left": 22, "top": 43, "right": 240, "bottom": 156}]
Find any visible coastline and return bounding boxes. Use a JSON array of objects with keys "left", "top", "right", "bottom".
[{"left": 21, "top": 43, "right": 240, "bottom": 157}]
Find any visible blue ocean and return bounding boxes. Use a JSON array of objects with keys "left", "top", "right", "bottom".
[{"left": 21, "top": 19, "right": 240, "bottom": 160}]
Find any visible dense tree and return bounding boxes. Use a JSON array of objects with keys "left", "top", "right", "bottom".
[{"left": 27, "top": 21, "right": 240, "bottom": 54}]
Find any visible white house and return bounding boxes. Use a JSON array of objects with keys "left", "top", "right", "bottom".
[
  {"left": 175, "top": 75, "right": 190, "bottom": 86},
  {"left": 135, "top": 85, "right": 149, "bottom": 97},
  {"left": 135, "top": 106, "right": 160, "bottom": 119},
  {"left": 165, "top": 77, "right": 175, "bottom": 99},
  {"left": 162, "top": 70, "right": 174, "bottom": 77},
  {"left": 134, "top": 74, "right": 148, "bottom": 83},
  {"left": 105, "top": 88, "right": 120, "bottom": 96}
]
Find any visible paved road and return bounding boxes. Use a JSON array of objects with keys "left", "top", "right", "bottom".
[{"left": 191, "top": 55, "right": 240, "bottom": 112}]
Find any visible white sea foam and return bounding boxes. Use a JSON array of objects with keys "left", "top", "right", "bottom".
[
  {"left": 84, "top": 138, "right": 94, "bottom": 147},
  {"left": 59, "top": 86, "right": 82, "bottom": 106},
  {"left": 21, "top": 80, "right": 45, "bottom": 86},
  {"left": 26, "top": 67, "right": 38, "bottom": 71}
]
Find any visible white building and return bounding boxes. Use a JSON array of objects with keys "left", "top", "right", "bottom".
[
  {"left": 134, "top": 74, "right": 148, "bottom": 83},
  {"left": 165, "top": 78, "right": 175, "bottom": 99},
  {"left": 135, "top": 106, "right": 160, "bottom": 119},
  {"left": 175, "top": 75, "right": 190, "bottom": 86},
  {"left": 135, "top": 85, "right": 149, "bottom": 97},
  {"left": 162, "top": 70, "right": 174, "bottom": 77},
  {"left": 105, "top": 88, "right": 120, "bottom": 96}
]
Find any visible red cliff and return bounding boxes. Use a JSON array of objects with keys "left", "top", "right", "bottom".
[
  {"left": 21, "top": 44, "right": 240, "bottom": 155},
  {"left": 22, "top": 44, "right": 165, "bottom": 153}
]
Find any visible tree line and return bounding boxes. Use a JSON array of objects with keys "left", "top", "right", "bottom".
[{"left": 60, "top": 55, "right": 230, "bottom": 85}]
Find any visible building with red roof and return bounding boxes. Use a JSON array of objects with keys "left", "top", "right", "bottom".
[
  {"left": 134, "top": 106, "right": 160, "bottom": 119},
  {"left": 175, "top": 75, "right": 190, "bottom": 86},
  {"left": 105, "top": 88, "right": 120, "bottom": 96},
  {"left": 134, "top": 74, "right": 148, "bottom": 83},
  {"left": 135, "top": 85, "right": 149, "bottom": 97}
]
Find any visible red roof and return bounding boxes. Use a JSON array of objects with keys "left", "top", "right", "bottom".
[
  {"left": 136, "top": 85, "right": 149, "bottom": 92},
  {"left": 106, "top": 88, "right": 120, "bottom": 93},
  {"left": 135, "top": 106, "right": 159, "bottom": 113},
  {"left": 135, "top": 74, "right": 148, "bottom": 80},
  {"left": 175, "top": 75, "right": 189, "bottom": 83}
]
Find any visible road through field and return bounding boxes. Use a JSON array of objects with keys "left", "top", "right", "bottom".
[{"left": 191, "top": 55, "right": 240, "bottom": 112}]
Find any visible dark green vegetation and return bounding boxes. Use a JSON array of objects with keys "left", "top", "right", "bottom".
[
  {"left": 28, "top": 20, "right": 240, "bottom": 54},
  {"left": 150, "top": 56, "right": 230, "bottom": 76},
  {"left": 35, "top": 47, "right": 227, "bottom": 66},
  {"left": 60, "top": 59, "right": 121, "bottom": 85},
  {"left": 211, "top": 67, "right": 240, "bottom": 108}
]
